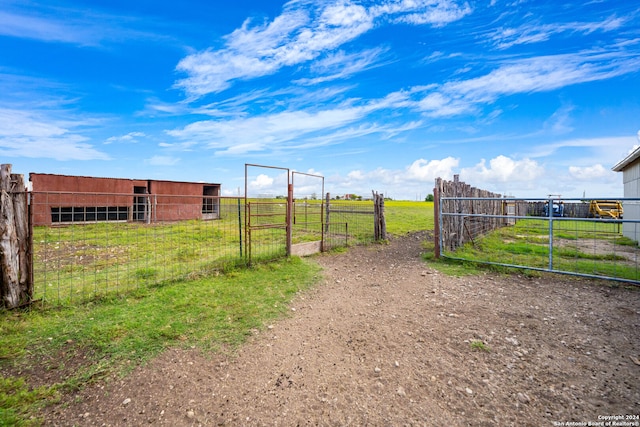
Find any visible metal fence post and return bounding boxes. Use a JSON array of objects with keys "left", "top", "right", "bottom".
[{"left": 548, "top": 197, "right": 554, "bottom": 270}]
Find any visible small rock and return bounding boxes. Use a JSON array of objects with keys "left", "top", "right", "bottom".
[
  {"left": 122, "top": 398, "right": 131, "bottom": 406},
  {"left": 466, "top": 388, "right": 473, "bottom": 395},
  {"left": 186, "top": 410, "right": 195, "bottom": 419},
  {"left": 397, "top": 386, "right": 406, "bottom": 396},
  {"left": 517, "top": 392, "right": 530, "bottom": 403},
  {"left": 374, "top": 367, "right": 381, "bottom": 373}
]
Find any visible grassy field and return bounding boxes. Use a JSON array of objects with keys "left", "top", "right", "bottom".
[
  {"left": 1, "top": 200, "right": 433, "bottom": 426},
  {"left": 384, "top": 200, "right": 434, "bottom": 234},
  {"left": 8, "top": 200, "right": 636, "bottom": 425},
  {"left": 447, "top": 217, "right": 639, "bottom": 282},
  {"left": 32, "top": 198, "right": 395, "bottom": 307}
]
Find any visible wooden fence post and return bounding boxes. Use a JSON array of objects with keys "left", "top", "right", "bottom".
[
  {"left": 0, "top": 164, "right": 32, "bottom": 308},
  {"left": 372, "top": 191, "right": 387, "bottom": 241},
  {"left": 324, "top": 192, "right": 330, "bottom": 233}
]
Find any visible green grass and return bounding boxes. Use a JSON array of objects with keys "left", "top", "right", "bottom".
[
  {"left": 1, "top": 200, "right": 435, "bottom": 424},
  {"left": 446, "top": 217, "right": 639, "bottom": 281},
  {"left": 32, "top": 198, "right": 391, "bottom": 306},
  {"left": 0, "top": 256, "right": 321, "bottom": 425},
  {"left": 470, "top": 340, "right": 490, "bottom": 352},
  {"left": 385, "top": 200, "right": 433, "bottom": 235}
]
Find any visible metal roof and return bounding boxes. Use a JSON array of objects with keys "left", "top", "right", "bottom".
[{"left": 612, "top": 145, "right": 640, "bottom": 172}]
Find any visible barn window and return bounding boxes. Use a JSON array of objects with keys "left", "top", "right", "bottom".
[{"left": 51, "top": 206, "right": 129, "bottom": 223}]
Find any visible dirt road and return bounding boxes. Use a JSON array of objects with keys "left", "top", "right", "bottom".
[{"left": 45, "top": 232, "right": 640, "bottom": 426}]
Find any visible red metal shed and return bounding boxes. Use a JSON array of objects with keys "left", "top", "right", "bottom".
[{"left": 29, "top": 173, "right": 221, "bottom": 226}]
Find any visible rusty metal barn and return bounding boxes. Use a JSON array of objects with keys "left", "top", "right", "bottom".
[{"left": 29, "top": 173, "right": 221, "bottom": 226}]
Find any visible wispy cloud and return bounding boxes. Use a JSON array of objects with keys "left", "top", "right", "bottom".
[
  {"left": 145, "top": 155, "right": 180, "bottom": 166},
  {"left": 410, "top": 49, "right": 640, "bottom": 117},
  {"left": 490, "top": 15, "right": 627, "bottom": 50},
  {"left": 105, "top": 132, "right": 146, "bottom": 144},
  {"left": 0, "top": 10, "right": 99, "bottom": 45},
  {"left": 523, "top": 136, "right": 637, "bottom": 160},
  {"left": 175, "top": 0, "right": 472, "bottom": 98},
  {"left": 166, "top": 104, "right": 373, "bottom": 154},
  {"left": 295, "top": 47, "right": 389, "bottom": 85},
  {"left": 0, "top": 108, "right": 110, "bottom": 161},
  {"left": 165, "top": 42, "right": 640, "bottom": 159},
  {"left": 0, "top": 4, "right": 175, "bottom": 47}
]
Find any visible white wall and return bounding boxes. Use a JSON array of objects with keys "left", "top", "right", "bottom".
[{"left": 622, "top": 161, "right": 640, "bottom": 242}]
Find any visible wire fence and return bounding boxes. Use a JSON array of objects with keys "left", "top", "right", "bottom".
[
  {"left": 30, "top": 192, "right": 377, "bottom": 306},
  {"left": 438, "top": 196, "right": 640, "bottom": 285}
]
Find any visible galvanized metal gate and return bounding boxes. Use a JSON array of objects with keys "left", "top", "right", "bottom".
[{"left": 436, "top": 194, "right": 640, "bottom": 285}]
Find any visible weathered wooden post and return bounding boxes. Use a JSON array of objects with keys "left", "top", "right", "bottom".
[
  {"left": 0, "top": 164, "right": 32, "bottom": 308},
  {"left": 372, "top": 191, "right": 387, "bottom": 241},
  {"left": 433, "top": 179, "right": 441, "bottom": 259},
  {"left": 324, "top": 192, "right": 330, "bottom": 233}
]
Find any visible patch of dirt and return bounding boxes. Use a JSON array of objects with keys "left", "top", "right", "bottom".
[
  {"left": 555, "top": 238, "right": 640, "bottom": 265},
  {"left": 42, "top": 232, "right": 640, "bottom": 426}
]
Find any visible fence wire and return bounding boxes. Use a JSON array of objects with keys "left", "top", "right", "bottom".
[
  {"left": 30, "top": 192, "right": 377, "bottom": 306},
  {"left": 32, "top": 196, "right": 248, "bottom": 306},
  {"left": 439, "top": 197, "right": 640, "bottom": 285}
]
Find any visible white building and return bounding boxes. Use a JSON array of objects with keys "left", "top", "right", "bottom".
[{"left": 612, "top": 146, "right": 640, "bottom": 242}]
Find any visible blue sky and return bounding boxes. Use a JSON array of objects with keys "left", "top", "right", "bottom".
[{"left": 2, "top": 0, "right": 639, "bottom": 200}]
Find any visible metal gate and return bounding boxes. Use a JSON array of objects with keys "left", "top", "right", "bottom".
[
  {"left": 436, "top": 195, "right": 640, "bottom": 285},
  {"left": 244, "top": 164, "right": 325, "bottom": 264}
]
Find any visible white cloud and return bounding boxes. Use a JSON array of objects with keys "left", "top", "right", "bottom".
[
  {"left": 166, "top": 105, "right": 372, "bottom": 154},
  {"left": 543, "top": 105, "right": 574, "bottom": 135},
  {"left": 295, "top": 47, "right": 388, "bottom": 85},
  {"left": 145, "top": 155, "right": 180, "bottom": 166},
  {"left": 0, "top": 6, "right": 172, "bottom": 47},
  {"left": 490, "top": 15, "right": 626, "bottom": 50},
  {"left": 412, "top": 50, "right": 640, "bottom": 117},
  {"left": 105, "top": 132, "right": 146, "bottom": 144},
  {"left": 568, "top": 164, "right": 609, "bottom": 181},
  {"left": 387, "top": 1, "right": 472, "bottom": 27},
  {"left": 406, "top": 157, "right": 459, "bottom": 181},
  {"left": 523, "top": 135, "right": 638, "bottom": 168},
  {"left": 175, "top": 0, "right": 471, "bottom": 98},
  {"left": 0, "top": 108, "right": 109, "bottom": 161},
  {"left": 461, "top": 155, "right": 544, "bottom": 183},
  {"left": 251, "top": 174, "right": 274, "bottom": 189},
  {"left": 0, "top": 10, "right": 97, "bottom": 45}
]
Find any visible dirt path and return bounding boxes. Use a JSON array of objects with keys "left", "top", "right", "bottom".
[{"left": 44, "top": 232, "right": 640, "bottom": 426}]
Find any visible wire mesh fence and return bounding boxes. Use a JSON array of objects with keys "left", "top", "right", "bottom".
[
  {"left": 30, "top": 192, "right": 378, "bottom": 306},
  {"left": 324, "top": 200, "right": 376, "bottom": 250},
  {"left": 438, "top": 197, "right": 640, "bottom": 285},
  {"left": 32, "top": 195, "right": 248, "bottom": 306}
]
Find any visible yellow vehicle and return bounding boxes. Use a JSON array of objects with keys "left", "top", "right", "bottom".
[{"left": 588, "top": 200, "right": 623, "bottom": 219}]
